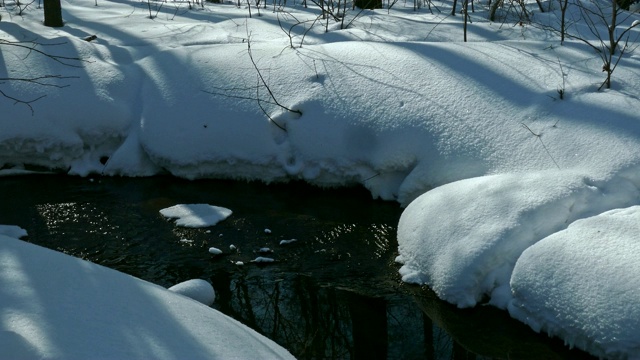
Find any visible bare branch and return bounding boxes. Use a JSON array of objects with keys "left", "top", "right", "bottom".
[{"left": 245, "top": 26, "right": 302, "bottom": 116}]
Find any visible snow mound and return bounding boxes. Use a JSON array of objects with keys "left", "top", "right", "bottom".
[
  {"left": 159, "top": 204, "right": 232, "bottom": 228},
  {"left": 0, "top": 225, "right": 28, "bottom": 239},
  {"left": 0, "top": 235, "right": 294, "bottom": 359},
  {"left": 397, "top": 169, "right": 640, "bottom": 308},
  {"left": 509, "top": 206, "right": 640, "bottom": 359},
  {"left": 168, "top": 279, "right": 216, "bottom": 306}
]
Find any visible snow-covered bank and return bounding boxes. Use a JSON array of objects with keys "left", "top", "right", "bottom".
[
  {"left": 508, "top": 206, "right": 640, "bottom": 359},
  {"left": 2, "top": 0, "right": 640, "bottom": 205},
  {"left": 397, "top": 168, "right": 640, "bottom": 308},
  {"left": 0, "top": 233, "right": 294, "bottom": 359},
  {"left": 396, "top": 168, "right": 640, "bottom": 357}
]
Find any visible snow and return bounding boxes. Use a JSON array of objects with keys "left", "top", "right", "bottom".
[
  {"left": 2, "top": 0, "right": 640, "bottom": 357},
  {"left": 0, "top": 234, "right": 294, "bottom": 359},
  {"left": 252, "top": 257, "right": 275, "bottom": 263},
  {"left": 168, "top": 279, "right": 216, "bottom": 306},
  {"left": 159, "top": 204, "right": 232, "bottom": 228},
  {"left": 397, "top": 170, "right": 640, "bottom": 308},
  {"left": 208, "top": 247, "right": 223, "bottom": 255},
  {"left": 0, "top": 225, "right": 28, "bottom": 239},
  {"left": 279, "top": 239, "right": 298, "bottom": 245},
  {"left": 509, "top": 207, "right": 640, "bottom": 359}
]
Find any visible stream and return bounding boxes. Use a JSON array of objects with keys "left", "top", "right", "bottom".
[{"left": 0, "top": 175, "right": 594, "bottom": 359}]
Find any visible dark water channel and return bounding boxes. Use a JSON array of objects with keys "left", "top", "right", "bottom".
[{"left": 0, "top": 175, "right": 594, "bottom": 359}]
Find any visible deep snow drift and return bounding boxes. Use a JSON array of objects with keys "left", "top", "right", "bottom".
[{"left": 2, "top": 0, "right": 640, "bottom": 357}]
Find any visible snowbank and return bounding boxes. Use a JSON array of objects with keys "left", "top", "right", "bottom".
[
  {"left": 509, "top": 207, "right": 640, "bottom": 359},
  {"left": 0, "top": 234, "right": 294, "bottom": 359},
  {"left": 397, "top": 169, "right": 640, "bottom": 308},
  {"left": 396, "top": 168, "right": 640, "bottom": 357}
]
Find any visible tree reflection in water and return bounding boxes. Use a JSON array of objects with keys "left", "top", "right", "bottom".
[
  {"left": 212, "top": 271, "right": 425, "bottom": 359},
  {"left": 210, "top": 268, "right": 595, "bottom": 360},
  {"left": 1, "top": 176, "right": 597, "bottom": 360}
]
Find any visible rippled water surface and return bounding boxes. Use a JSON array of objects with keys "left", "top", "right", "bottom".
[{"left": 0, "top": 175, "right": 594, "bottom": 359}]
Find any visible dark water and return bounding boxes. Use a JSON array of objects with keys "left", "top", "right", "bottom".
[{"left": 0, "top": 175, "right": 594, "bottom": 359}]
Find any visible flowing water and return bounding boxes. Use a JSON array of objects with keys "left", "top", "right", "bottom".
[{"left": 0, "top": 175, "right": 594, "bottom": 359}]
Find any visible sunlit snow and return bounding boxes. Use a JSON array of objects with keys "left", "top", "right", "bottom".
[
  {"left": 0, "top": 234, "right": 293, "bottom": 359},
  {"left": 509, "top": 206, "right": 640, "bottom": 358},
  {"left": 160, "top": 204, "right": 232, "bottom": 228},
  {"left": 2, "top": 0, "right": 640, "bottom": 357}
]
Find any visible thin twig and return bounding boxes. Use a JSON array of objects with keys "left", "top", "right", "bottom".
[
  {"left": 245, "top": 25, "right": 302, "bottom": 116},
  {"left": 521, "top": 123, "right": 560, "bottom": 169},
  {"left": 256, "top": 76, "right": 287, "bottom": 132},
  {"left": 0, "top": 89, "right": 46, "bottom": 115}
]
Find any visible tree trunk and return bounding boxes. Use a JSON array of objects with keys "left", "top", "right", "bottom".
[
  {"left": 609, "top": 0, "right": 618, "bottom": 55},
  {"left": 44, "top": 0, "right": 63, "bottom": 27}
]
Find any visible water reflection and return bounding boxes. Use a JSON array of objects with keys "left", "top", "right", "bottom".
[
  {"left": 211, "top": 271, "right": 427, "bottom": 359},
  {"left": 0, "top": 175, "right": 595, "bottom": 359},
  {"left": 208, "top": 267, "right": 593, "bottom": 360}
]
